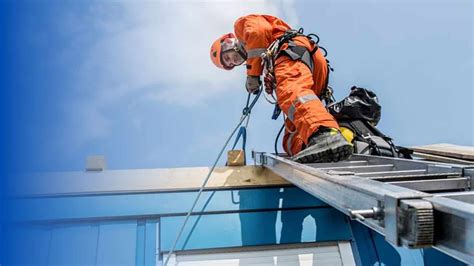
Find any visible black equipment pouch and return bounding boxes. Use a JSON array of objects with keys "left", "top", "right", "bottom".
[
  {"left": 328, "top": 86, "right": 381, "bottom": 125},
  {"left": 339, "top": 119, "right": 412, "bottom": 159},
  {"left": 329, "top": 86, "right": 412, "bottom": 159}
]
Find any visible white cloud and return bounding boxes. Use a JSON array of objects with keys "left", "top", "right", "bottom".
[{"left": 58, "top": 0, "right": 298, "bottom": 149}]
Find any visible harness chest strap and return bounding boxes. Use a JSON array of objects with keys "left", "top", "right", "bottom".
[
  {"left": 261, "top": 32, "right": 333, "bottom": 104},
  {"left": 278, "top": 40, "right": 333, "bottom": 103},
  {"left": 278, "top": 40, "right": 315, "bottom": 73}
]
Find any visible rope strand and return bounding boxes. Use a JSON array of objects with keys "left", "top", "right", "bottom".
[{"left": 163, "top": 87, "right": 262, "bottom": 265}]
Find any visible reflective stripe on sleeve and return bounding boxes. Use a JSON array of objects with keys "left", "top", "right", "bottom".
[
  {"left": 288, "top": 105, "right": 296, "bottom": 121},
  {"left": 247, "top": 48, "right": 267, "bottom": 59},
  {"left": 298, "top": 94, "right": 319, "bottom": 104}
]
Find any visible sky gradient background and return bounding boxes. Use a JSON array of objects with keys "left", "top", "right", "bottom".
[{"left": 2, "top": 0, "right": 472, "bottom": 173}]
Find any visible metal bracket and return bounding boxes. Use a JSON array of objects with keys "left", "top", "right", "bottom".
[
  {"left": 463, "top": 168, "right": 474, "bottom": 190},
  {"left": 398, "top": 199, "right": 434, "bottom": 248},
  {"left": 385, "top": 194, "right": 434, "bottom": 248},
  {"left": 349, "top": 207, "right": 383, "bottom": 221},
  {"left": 252, "top": 150, "right": 266, "bottom": 166}
]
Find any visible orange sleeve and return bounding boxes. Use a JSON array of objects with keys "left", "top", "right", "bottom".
[{"left": 234, "top": 15, "right": 272, "bottom": 77}]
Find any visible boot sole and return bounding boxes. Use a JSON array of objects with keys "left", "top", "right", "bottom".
[{"left": 293, "top": 143, "right": 353, "bottom": 164}]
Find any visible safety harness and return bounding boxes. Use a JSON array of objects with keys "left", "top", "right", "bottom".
[
  {"left": 261, "top": 28, "right": 335, "bottom": 117},
  {"left": 259, "top": 28, "right": 334, "bottom": 154}
]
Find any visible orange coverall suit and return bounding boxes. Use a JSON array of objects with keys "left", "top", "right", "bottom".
[{"left": 234, "top": 15, "right": 339, "bottom": 156}]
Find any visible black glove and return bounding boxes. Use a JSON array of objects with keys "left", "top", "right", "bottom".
[{"left": 246, "top": 75, "right": 261, "bottom": 94}]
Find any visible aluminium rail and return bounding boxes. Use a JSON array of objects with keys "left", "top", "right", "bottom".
[{"left": 252, "top": 152, "right": 474, "bottom": 264}]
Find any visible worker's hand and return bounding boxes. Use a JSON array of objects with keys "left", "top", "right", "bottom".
[
  {"left": 246, "top": 75, "right": 261, "bottom": 94},
  {"left": 264, "top": 72, "right": 276, "bottom": 95}
]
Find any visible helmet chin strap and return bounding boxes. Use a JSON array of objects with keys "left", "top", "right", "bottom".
[{"left": 234, "top": 41, "right": 248, "bottom": 61}]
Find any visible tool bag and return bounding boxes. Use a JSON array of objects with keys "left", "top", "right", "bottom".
[
  {"left": 328, "top": 86, "right": 381, "bottom": 125},
  {"left": 328, "top": 87, "right": 412, "bottom": 159}
]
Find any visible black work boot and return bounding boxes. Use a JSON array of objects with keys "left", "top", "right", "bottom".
[{"left": 292, "top": 127, "right": 353, "bottom": 164}]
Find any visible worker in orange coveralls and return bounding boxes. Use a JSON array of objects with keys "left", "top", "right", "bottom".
[{"left": 210, "top": 14, "right": 353, "bottom": 163}]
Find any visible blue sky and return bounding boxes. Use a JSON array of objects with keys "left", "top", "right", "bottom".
[{"left": 2, "top": 0, "right": 472, "bottom": 172}]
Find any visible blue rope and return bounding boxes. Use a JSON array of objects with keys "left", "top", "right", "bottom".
[
  {"left": 231, "top": 126, "right": 246, "bottom": 151},
  {"left": 163, "top": 88, "right": 262, "bottom": 265},
  {"left": 232, "top": 91, "right": 260, "bottom": 156}
]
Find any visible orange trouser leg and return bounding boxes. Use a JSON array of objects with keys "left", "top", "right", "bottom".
[
  {"left": 281, "top": 119, "right": 305, "bottom": 156},
  {"left": 275, "top": 56, "right": 339, "bottom": 156}
]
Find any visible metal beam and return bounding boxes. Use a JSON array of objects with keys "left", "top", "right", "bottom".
[
  {"left": 389, "top": 177, "right": 469, "bottom": 192},
  {"left": 253, "top": 152, "right": 474, "bottom": 264},
  {"left": 427, "top": 195, "right": 474, "bottom": 264},
  {"left": 253, "top": 153, "right": 428, "bottom": 235}
]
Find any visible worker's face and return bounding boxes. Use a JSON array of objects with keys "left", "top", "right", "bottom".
[
  {"left": 221, "top": 37, "right": 245, "bottom": 70},
  {"left": 222, "top": 50, "right": 244, "bottom": 69}
]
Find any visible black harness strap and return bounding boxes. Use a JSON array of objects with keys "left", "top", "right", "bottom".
[
  {"left": 276, "top": 38, "right": 334, "bottom": 106},
  {"left": 343, "top": 120, "right": 397, "bottom": 157},
  {"left": 277, "top": 40, "right": 314, "bottom": 73},
  {"left": 267, "top": 29, "right": 334, "bottom": 119},
  {"left": 278, "top": 40, "right": 315, "bottom": 73}
]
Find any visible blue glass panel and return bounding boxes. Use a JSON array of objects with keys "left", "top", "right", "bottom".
[
  {"left": 144, "top": 219, "right": 158, "bottom": 266},
  {"left": 373, "top": 232, "right": 423, "bottom": 266},
  {"left": 279, "top": 207, "right": 351, "bottom": 244},
  {"left": 136, "top": 220, "right": 146, "bottom": 266},
  {"left": 96, "top": 221, "right": 137, "bottom": 265},
  {"left": 350, "top": 220, "right": 426, "bottom": 266},
  {"left": 422, "top": 248, "right": 466, "bottom": 266},
  {"left": 6, "top": 219, "right": 158, "bottom": 265},
  {"left": 160, "top": 208, "right": 351, "bottom": 251},
  {"left": 6, "top": 225, "right": 51, "bottom": 265},
  {"left": 48, "top": 224, "right": 98, "bottom": 265},
  {"left": 349, "top": 221, "right": 379, "bottom": 265}
]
